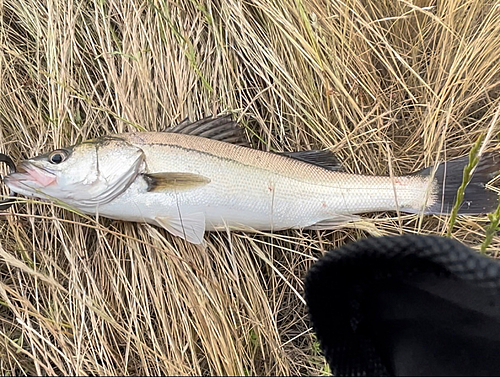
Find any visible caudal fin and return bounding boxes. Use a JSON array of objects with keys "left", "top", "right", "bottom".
[{"left": 413, "top": 152, "right": 500, "bottom": 215}]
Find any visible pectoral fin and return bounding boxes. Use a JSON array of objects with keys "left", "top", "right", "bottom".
[
  {"left": 155, "top": 212, "right": 206, "bottom": 244},
  {"left": 144, "top": 172, "right": 210, "bottom": 192}
]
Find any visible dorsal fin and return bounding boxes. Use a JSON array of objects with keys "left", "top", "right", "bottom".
[
  {"left": 166, "top": 115, "right": 249, "bottom": 146},
  {"left": 279, "top": 150, "right": 343, "bottom": 171}
]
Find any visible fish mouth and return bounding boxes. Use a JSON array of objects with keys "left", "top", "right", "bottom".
[{"left": 4, "top": 161, "right": 57, "bottom": 189}]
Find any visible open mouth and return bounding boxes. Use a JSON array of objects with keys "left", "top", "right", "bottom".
[{"left": 7, "top": 161, "right": 56, "bottom": 187}]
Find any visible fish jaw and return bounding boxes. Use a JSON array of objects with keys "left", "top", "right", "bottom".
[{"left": 4, "top": 161, "right": 57, "bottom": 197}]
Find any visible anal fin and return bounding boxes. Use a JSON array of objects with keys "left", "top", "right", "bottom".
[{"left": 304, "top": 214, "right": 361, "bottom": 230}]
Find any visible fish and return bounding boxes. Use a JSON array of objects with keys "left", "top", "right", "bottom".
[{"left": 3, "top": 115, "right": 500, "bottom": 244}]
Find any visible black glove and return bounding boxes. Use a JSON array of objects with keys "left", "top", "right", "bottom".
[{"left": 305, "top": 234, "right": 500, "bottom": 376}]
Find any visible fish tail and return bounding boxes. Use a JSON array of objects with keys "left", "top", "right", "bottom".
[{"left": 410, "top": 152, "right": 500, "bottom": 215}]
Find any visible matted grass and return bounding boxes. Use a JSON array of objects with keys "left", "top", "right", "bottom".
[{"left": 0, "top": 0, "right": 500, "bottom": 374}]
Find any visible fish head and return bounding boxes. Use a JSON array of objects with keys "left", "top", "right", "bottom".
[{"left": 4, "top": 136, "right": 145, "bottom": 210}]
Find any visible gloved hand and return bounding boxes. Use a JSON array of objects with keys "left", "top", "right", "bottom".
[{"left": 305, "top": 234, "right": 500, "bottom": 376}]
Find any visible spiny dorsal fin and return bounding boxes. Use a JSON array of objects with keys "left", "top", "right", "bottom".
[
  {"left": 279, "top": 150, "right": 343, "bottom": 171},
  {"left": 166, "top": 115, "right": 249, "bottom": 146},
  {"left": 144, "top": 172, "right": 211, "bottom": 192}
]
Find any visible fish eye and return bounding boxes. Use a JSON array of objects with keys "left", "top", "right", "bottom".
[{"left": 48, "top": 149, "right": 68, "bottom": 164}]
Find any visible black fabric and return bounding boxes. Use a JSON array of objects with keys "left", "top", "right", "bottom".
[{"left": 304, "top": 234, "right": 500, "bottom": 376}]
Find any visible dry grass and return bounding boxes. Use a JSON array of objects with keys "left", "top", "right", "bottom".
[{"left": 0, "top": 0, "right": 500, "bottom": 374}]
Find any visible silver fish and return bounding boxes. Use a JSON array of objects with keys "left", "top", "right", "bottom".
[{"left": 4, "top": 116, "right": 499, "bottom": 244}]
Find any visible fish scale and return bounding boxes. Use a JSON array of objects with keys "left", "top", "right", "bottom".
[{"left": 96, "top": 132, "right": 435, "bottom": 231}]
